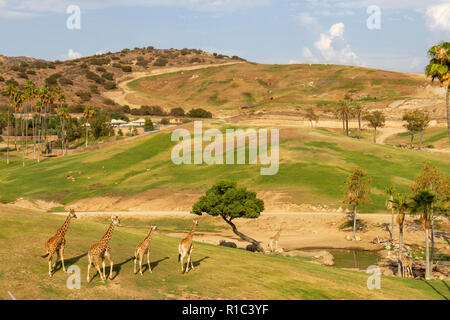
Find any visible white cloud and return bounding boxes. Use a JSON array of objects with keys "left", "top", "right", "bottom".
[
  {"left": 426, "top": 3, "right": 450, "bottom": 31},
  {"left": 302, "top": 47, "right": 313, "bottom": 59},
  {"left": 298, "top": 12, "right": 318, "bottom": 27},
  {"left": 64, "top": 49, "right": 82, "bottom": 60},
  {"left": 313, "top": 22, "right": 359, "bottom": 65}
]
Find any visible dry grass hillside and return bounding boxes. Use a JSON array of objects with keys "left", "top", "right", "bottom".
[{"left": 0, "top": 47, "right": 241, "bottom": 110}]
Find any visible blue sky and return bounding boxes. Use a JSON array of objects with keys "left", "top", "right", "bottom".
[{"left": 0, "top": 0, "right": 449, "bottom": 72}]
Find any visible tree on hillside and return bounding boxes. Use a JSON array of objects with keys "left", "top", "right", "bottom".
[
  {"left": 83, "top": 106, "right": 95, "bottom": 148},
  {"left": 410, "top": 162, "right": 449, "bottom": 272},
  {"left": 336, "top": 100, "right": 351, "bottom": 136},
  {"left": 305, "top": 107, "right": 319, "bottom": 127},
  {"left": 425, "top": 42, "right": 450, "bottom": 141},
  {"left": 389, "top": 193, "right": 410, "bottom": 277},
  {"left": 402, "top": 109, "right": 430, "bottom": 150},
  {"left": 350, "top": 102, "right": 364, "bottom": 139},
  {"left": 4, "top": 83, "right": 16, "bottom": 164},
  {"left": 144, "top": 118, "right": 154, "bottom": 131},
  {"left": 343, "top": 168, "right": 371, "bottom": 239},
  {"left": 409, "top": 190, "right": 436, "bottom": 280},
  {"left": 363, "top": 111, "right": 385, "bottom": 143},
  {"left": 191, "top": 181, "right": 265, "bottom": 252}
]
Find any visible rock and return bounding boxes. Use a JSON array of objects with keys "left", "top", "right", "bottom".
[
  {"left": 346, "top": 235, "right": 352, "bottom": 241},
  {"left": 382, "top": 268, "right": 394, "bottom": 276},
  {"left": 355, "top": 236, "right": 361, "bottom": 241}
]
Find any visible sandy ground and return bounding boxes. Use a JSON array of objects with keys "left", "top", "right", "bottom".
[{"left": 49, "top": 210, "right": 450, "bottom": 254}]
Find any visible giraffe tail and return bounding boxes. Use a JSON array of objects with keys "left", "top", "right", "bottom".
[
  {"left": 41, "top": 252, "right": 49, "bottom": 258},
  {"left": 178, "top": 253, "right": 181, "bottom": 262}
]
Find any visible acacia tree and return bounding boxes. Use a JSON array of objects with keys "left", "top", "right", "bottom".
[
  {"left": 389, "top": 194, "right": 410, "bottom": 277},
  {"left": 343, "top": 168, "right": 371, "bottom": 239},
  {"left": 402, "top": 109, "right": 430, "bottom": 150},
  {"left": 363, "top": 111, "right": 385, "bottom": 143},
  {"left": 192, "top": 181, "right": 265, "bottom": 252},
  {"left": 425, "top": 42, "right": 450, "bottom": 141},
  {"left": 409, "top": 190, "right": 436, "bottom": 280}
]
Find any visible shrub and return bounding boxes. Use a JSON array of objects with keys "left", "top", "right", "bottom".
[
  {"left": 111, "top": 56, "right": 120, "bottom": 60},
  {"left": 85, "top": 70, "right": 105, "bottom": 84},
  {"left": 59, "top": 78, "right": 73, "bottom": 86},
  {"left": 90, "top": 57, "right": 110, "bottom": 66},
  {"left": 80, "top": 63, "right": 88, "bottom": 69},
  {"left": 121, "top": 66, "right": 132, "bottom": 73},
  {"left": 112, "top": 63, "right": 122, "bottom": 68},
  {"left": 103, "top": 98, "right": 115, "bottom": 105},
  {"left": 45, "top": 73, "right": 62, "bottom": 86},
  {"left": 136, "top": 60, "right": 149, "bottom": 67},
  {"left": 117, "top": 128, "right": 123, "bottom": 136},
  {"left": 18, "top": 72, "right": 28, "bottom": 79},
  {"left": 96, "top": 66, "right": 106, "bottom": 72},
  {"left": 190, "top": 57, "right": 202, "bottom": 64},
  {"left": 26, "top": 70, "right": 36, "bottom": 75},
  {"left": 75, "top": 90, "right": 91, "bottom": 102},
  {"left": 153, "top": 57, "right": 168, "bottom": 67},
  {"left": 169, "top": 107, "right": 185, "bottom": 117},
  {"left": 0, "top": 76, "right": 4, "bottom": 82},
  {"left": 180, "top": 48, "right": 189, "bottom": 56},
  {"left": 160, "top": 118, "right": 169, "bottom": 125},
  {"left": 182, "top": 118, "right": 191, "bottom": 123},
  {"left": 89, "top": 85, "right": 99, "bottom": 94},
  {"left": 187, "top": 108, "right": 212, "bottom": 118},
  {"left": 104, "top": 81, "right": 117, "bottom": 90},
  {"left": 102, "top": 72, "right": 114, "bottom": 80},
  {"left": 144, "top": 118, "right": 154, "bottom": 131},
  {"left": 142, "top": 105, "right": 166, "bottom": 116},
  {"left": 68, "top": 104, "right": 86, "bottom": 113}
]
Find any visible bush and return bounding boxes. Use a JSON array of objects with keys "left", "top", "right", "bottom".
[
  {"left": 136, "top": 60, "right": 149, "bottom": 67},
  {"left": 160, "top": 118, "right": 170, "bottom": 125},
  {"left": 75, "top": 90, "right": 92, "bottom": 102},
  {"left": 26, "top": 70, "right": 36, "bottom": 75},
  {"left": 18, "top": 72, "right": 28, "bottom": 79},
  {"left": 89, "top": 85, "right": 99, "bottom": 94},
  {"left": 90, "top": 57, "right": 110, "bottom": 66},
  {"left": 182, "top": 118, "right": 192, "bottom": 123},
  {"left": 45, "top": 73, "right": 62, "bottom": 86},
  {"left": 59, "top": 78, "right": 73, "bottom": 86},
  {"left": 103, "top": 98, "right": 115, "bottom": 105},
  {"left": 144, "top": 118, "right": 154, "bottom": 131},
  {"left": 104, "top": 81, "right": 117, "bottom": 90},
  {"left": 96, "top": 67, "right": 106, "bottom": 72},
  {"left": 111, "top": 56, "right": 120, "bottom": 60},
  {"left": 180, "top": 48, "right": 189, "bottom": 56},
  {"left": 80, "top": 63, "right": 88, "bottom": 69},
  {"left": 68, "top": 104, "right": 86, "bottom": 113},
  {"left": 117, "top": 128, "right": 123, "bottom": 136},
  {"left": 153, "top": 57, "right": 168, "bottom": 67},
  {"left": 169, "top": 107, "right": 185, "bottom": 117},
  {"left": 85, "top": 70, "right": 105, "bottom": 84},
  {"left": 190, "top": 57, "right": 202, "bottom": 64},
  {"left": 121, "top": 66, "right": 132, "bottom": 73},
  {"left": 112, "top": 63, "right": 122, "bottom": 68},
  {"left": 102, "top": 72, "right": 114, "bottom": 80},
  {"left": 187, "top": 108, "right": 212, "bottom": 118},
  {"left": 0, "top": 76, "right": 4, "bottom": 82}
]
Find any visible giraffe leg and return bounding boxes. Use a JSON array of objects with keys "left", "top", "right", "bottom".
[
  {"left": 60, "top": 248, "right": 66, "bottom": 273},
  {"left": 133, "top": 249, "right": 138, "bottom": 274},
  {"left": 139, "top": 253, "right": 143, "bottom": 276},
  {"left": 48, "top": 255, "right": 53, "bottom": 277},
  {"left": 53, "top": 251, "right": 59, "bottom": 269},
  {"left": 95, "top": 264, "right": 104, "bottom": 282},
  {"left": 102, "top": 259, "right": 106, "bottom": 279},
  {"left": 275, "top": 240, "right": 278, "bottom": 252},
  {"left": 87, "top": 254, "right": 92, "bottom": 282},
  {"left": 147, "top": 251, "right": 152, "bottom": 274},
  {"left": 180, "top": 254, "right": 185, "bottom": 273},
  {"left": 189, "top": 247, "right": 194, "bottom": 271},
  {"left": 106, "top": 253, "right": 114, "bottom": 279}
]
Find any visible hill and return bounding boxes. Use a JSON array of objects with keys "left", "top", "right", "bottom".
[
  {"left": 123, "top": 62, "right": 447, "bottom": 120},
  {"left": 0, "top": 48, "right": 243, "bottom": 110},
  {"left": 0, "top": 122, "right": 448, "bottom": 212},
  {"left": 0, "top": 206, "right": 448, "bottom": 300}
]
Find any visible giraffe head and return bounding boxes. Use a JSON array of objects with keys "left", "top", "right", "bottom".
[
  {"left": 111, "top": 215, "right": 123, "bottom": 227},
  {"left": 193, "top": 219, "right": 198, "bottom": 226},
  {"left": 151, "top": 225, "right": 158, "bottom": 232},
  {"left": 69, "top": 208, "right": 78, "bottom": 219}
]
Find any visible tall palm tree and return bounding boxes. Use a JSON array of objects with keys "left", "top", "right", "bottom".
[
  {"left": 409, "top": 190, "right": 436, "bottom": 280},
  {"left": 425, "top": 42, "right": 450, "bottom": 141},
  {"left": 350, "top": 102, "right": 364, "bottom": 139},
  {"left": 389, "top": 194, "right": 410, "bottom": 277},
  {"left": 56, "top": 101, "right": 69, "bottom": 155},
  {"left": 336, "top": 100, "right": 351, "bottom": 136},
  {"left": 83, "top": 106, "right": 95, "bottom": 148},
  {"left": 4, "top": 84, "right": 16, "bottom": 164}
]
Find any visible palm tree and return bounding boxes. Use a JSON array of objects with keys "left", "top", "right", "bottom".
[
  {"left": 409, "top": 190, "right": 436, "bottom": 280},
  {"left": 425, "top": 42, "right": 450, "bottom": 141},
  {"left": 363, "top": 110, "right": 385, "bottom": 143},
  {"left": 343, "top": 168, "right": 371, "bottom": 239},
  {"left": 56, "top": 100, "right": 69, "bottom": 155},
  {"left": 351, "top": 102, "right": 364, "bottom": 139},
  {"left": 83, "top": 106, "right": 95, "bottom": 148},
  {"left": 389, "top": 194, "right": 410, "bottom": 277},
  {"left": 336, "top": 100, "right": 351, "bottom": 136},
  {"left": 385, "top": 186, "right": 395, "bottom": 241},
  {"left": 4, "top": 84, "right": 16, "bottom": 164}
]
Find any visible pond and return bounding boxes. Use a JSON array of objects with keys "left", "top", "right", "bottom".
[{"left": 328, "top": 249, "right": 381, "bottom": 270}]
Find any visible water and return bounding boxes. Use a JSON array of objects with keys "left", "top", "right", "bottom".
[{"left": 328, "top": 249, "right": 381, "bottom": 270}]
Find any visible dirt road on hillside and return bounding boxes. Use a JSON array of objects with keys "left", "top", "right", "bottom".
[{"left": 102, "top": 62, "right": 244, "bottom": 109}]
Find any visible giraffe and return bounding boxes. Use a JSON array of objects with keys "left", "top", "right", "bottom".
[
  {"left": 87, "top": 215, "right": 122, "bottom": 282},
  {"left": 42, "top": 209, "right": 77, "bottom": 277},
  {"left": 400, "top": 256, "right": 414, "bottom": 278},
  {"left": 133, "top": 225, "right": 158, "bottom": 275},
  {"left": 268, "top": 228, "right": 282, "bottom": 253},
  {"left": 178, "top": 219, "right": 198, "bottom": 274}
]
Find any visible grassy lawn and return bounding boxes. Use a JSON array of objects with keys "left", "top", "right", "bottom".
[
  {"left": 0, "top": 206, "right": 448, "bottom": 300},
  {"left": 0, "top": 123, "right": 448, "bottom": 211}
]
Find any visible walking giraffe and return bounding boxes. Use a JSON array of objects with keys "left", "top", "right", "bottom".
[
  {"left": 42, "top": 209, "right": 77, "bottom": 277},
  {"left": 133, "top": 225, "right": 158, "bottom": 275},
  {"left": 268, "top": 228, "right": 282, "bottom": 253},
  {"left": 178, "top": 219, "right": 198, "bottom": 274},
  {"left": 87, "top": 215, "right": 122, "bottom": 282}
]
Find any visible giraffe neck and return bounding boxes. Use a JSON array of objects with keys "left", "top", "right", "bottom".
[
  {"left": 144, "top": 229, "right": 155, "bottom": 244},
  {"left": 58, "top": 214, "right": 72, "bottom": 236},
  {"left": 101, "top": 222, "right": 115, "bottom": 245},
  {"left": 187, "top": 223, "right": 196, "bottom": 240}
]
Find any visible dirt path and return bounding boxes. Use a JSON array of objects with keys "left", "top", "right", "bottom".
[
  {"left": 376, "top": 127, "right": 405, "bottom": 144},
  {"left": 103, "top": 62, "right": 244, "bottom": 109}
]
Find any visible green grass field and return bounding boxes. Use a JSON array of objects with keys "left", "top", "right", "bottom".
[
  {"left": 0, "top": 206, "right": 448, "bottom": 300},
  {"left": 0, "top": 123, "right": 448, "bottom": 212},
  {"left": 385, "top": 128, "right": 450, "bottom": 149}
]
